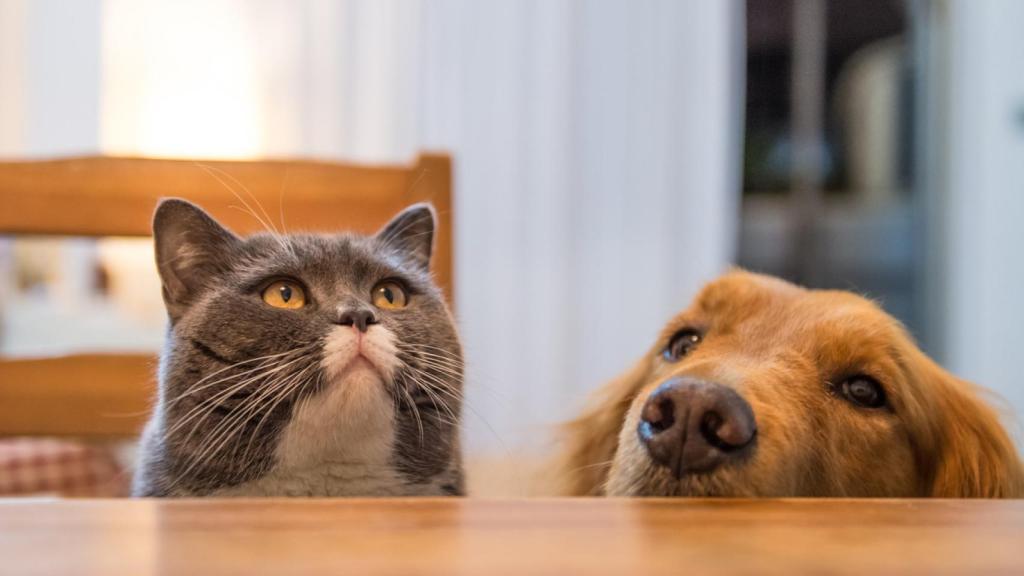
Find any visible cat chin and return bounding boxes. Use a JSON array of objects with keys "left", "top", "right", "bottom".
[
  {"left": 277, "top": 359, "right": 396, "bottom": 472},
  {"left": 332, "top": 361, "right": 389, "bottom": 410}
]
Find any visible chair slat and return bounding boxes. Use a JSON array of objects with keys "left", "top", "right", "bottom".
[{"left": 0, "top": 354, "right": 155, "bottom": 438}]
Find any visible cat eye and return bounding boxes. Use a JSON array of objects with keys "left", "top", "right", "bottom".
[
  {"left": 663, "top": 328, "right": 702, "bottom": 362},
  {"left": 261, "top": 280, "right": 307, "bottom": 309},
  {"left": 371, "top": 280, "right": 408, "bottom": 310},
  {"left": 835, "top": 375, "right": 887, "bottom": 409}
]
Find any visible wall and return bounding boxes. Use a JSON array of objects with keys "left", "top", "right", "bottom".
[{"left": 943, "top": 0, "right": 1024, "bottom": 435}]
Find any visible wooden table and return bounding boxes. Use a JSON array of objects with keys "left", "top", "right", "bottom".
[{"left": 1, "top": 498, "right": 1022, "bottom": 575}]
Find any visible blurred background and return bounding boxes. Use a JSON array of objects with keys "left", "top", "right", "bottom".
[{"left": 0, "top": 0, "right": 1021, "bottom": 493}]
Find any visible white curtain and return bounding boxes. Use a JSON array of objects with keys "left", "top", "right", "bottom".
[
  {"left": 942, "top": 0, "right": 1024, "bottom": 435},
  {"left": 100, "top": 0, "right": 744, "bottom": 456}
]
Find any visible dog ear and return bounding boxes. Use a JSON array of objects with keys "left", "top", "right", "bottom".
[
  {"left": 925, "top": 366, "right": 1024, "bottom": 498},
  {"left": 556, "top": 356, "right": 653, "bottom": 496}
]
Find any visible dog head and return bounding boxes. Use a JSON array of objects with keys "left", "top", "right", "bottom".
[{"left": 559, "top": 271, "right": 1024, "bottom": 498}]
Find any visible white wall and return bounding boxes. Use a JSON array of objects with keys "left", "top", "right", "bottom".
[
  {"left": 0, "top": 0, "right": 101, "bottom": 157},
  {"left": 0, "top": 1, "right": 27, "bottom": 156},
  {"left": 27, "top": 0, "right": 101, "bottom": 156},
  {"left": 945, "top": 0, "right": 1024, "bottom": 433}
]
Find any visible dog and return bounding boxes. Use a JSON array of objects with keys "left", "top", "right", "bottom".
[{"left": 559, "top": 270, "right": 1024, "bottom": 498}]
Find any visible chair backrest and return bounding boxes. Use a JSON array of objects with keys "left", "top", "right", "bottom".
[{"left": 0, "top": 153, "right": 452, "bottom": 439}]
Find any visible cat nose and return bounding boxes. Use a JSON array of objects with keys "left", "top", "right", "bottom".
[{"left": 336, "top": 308, "right": 378, "bottom": 333}]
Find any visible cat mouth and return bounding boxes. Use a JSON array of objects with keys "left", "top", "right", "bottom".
[
  {"left": 349, "top": 354, "right": 378, "bottom": 372},
  {"left": 332, "top": 353, "right": 384, "bottom": 382}
]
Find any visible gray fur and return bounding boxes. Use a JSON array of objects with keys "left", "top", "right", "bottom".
[{"left": 133, "top": 200, "right": 464, "bottom": 497}]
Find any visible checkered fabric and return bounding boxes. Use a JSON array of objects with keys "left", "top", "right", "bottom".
[{"left": 0, "top": 438, "right": 129, "bottom": 496}]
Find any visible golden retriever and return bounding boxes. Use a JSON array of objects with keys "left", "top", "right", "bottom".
[{"left": 559, "top": 270, "right": 1024, "bottom": 498}]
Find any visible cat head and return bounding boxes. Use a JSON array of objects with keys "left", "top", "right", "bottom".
[{"left": 143, "top": 199, "right": 463, "bottom": 496}]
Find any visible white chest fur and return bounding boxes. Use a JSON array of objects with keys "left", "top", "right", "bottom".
[{"left": 214, "top": 326, "right": 419, "bottom": 497}]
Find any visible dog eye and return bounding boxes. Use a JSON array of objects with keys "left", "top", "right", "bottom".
[
  {"left": 663, "top": 328, "right": 702, "bottom": 362},
  {"left": 838, "top": 376, "right": 887, "bottom": 409}
]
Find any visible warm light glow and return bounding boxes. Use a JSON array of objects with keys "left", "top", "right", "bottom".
[{"left": 100, "top": 0, "right": 264, "bottom": 158}]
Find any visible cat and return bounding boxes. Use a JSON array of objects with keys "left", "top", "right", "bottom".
[{"left": 132, "top": 199, "right": 464, "bottom": 497}]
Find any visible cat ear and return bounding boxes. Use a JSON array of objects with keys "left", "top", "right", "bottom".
[
  {"left": 375, "top": 203, "right": 436, "bottom": 271},
  {"left": 152, "top": 198, "right": 239, "bottom": 321}
]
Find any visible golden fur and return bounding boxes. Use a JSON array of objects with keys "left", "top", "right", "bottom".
[{"left": 559, "top": 271, "right": 1024, "bottom": 498}]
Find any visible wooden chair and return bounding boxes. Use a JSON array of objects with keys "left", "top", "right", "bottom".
[{"left": 0, "top": 153, "right": 453, "bottom": 440}]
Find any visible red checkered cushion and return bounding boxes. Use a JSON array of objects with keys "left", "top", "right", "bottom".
[{"left": 0, "top": 438, "right": 129, "bottom": 496}]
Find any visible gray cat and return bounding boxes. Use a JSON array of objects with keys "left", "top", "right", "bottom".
[{"left": 132, "top": 199, "right": 464, "bottom": 497}]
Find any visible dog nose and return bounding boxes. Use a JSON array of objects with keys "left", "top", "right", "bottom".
[
  {"left": 336, "top": 308, "right": 378, "bottom": 333},
  {"left": 638, "top": 377, "right": 757, "bottom": 477}
]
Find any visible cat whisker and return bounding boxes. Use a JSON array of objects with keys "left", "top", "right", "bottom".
[
  {"left": 164, "top": 371, "right": 273, "bottom": 441},
  {"left": 194, "top": 162, "right": 295, "bottom": 257},
  {"left": 394, "top": 373, "right": 426, "bottom": 446},
  {"left": 396, "top": 347, "right": 511, "bottom": 457},
  {"left": 403, "top": 358, "right": 464, "bottom": 397},
  {"left": 165, "top": 350, "right": 315, "bottom": 442},
  {"left": 195, "top": 162, "right": 280, "bottom": 237},
  {"left": 399, "top": 349, "right": 468, "bottom": 374},
  {"left": 180, "top": 359, "right": 316, "bottom": 482},
  {"left": 399, "top": 347, "right": 467, "bottom": 377},
  {"left": 401, "top": 346, "right": 466, "bottom": 367},
  {"left": 409, "top": 359, "right": 466, "bottom": 387},
  {"left": 275, "top": 169, "right": 300, "bottom": 261},
  {"left": 403, "top": 343, "right": 511, "bottom": 406},
  {"left": 277, "top": 167, "right": 291, "bottom": 235},
  {"left": 399, "top": 341, "right": 466, "bottom": 356},
  {"left": 416, "top": 369, "right": 508, "bottom": 455},
  {"left": 405, "top": 371, "right": 458, "bottom": 425},
  {"left": 415, "top": 379, "right": 464, "bottom": 406},
  {"left": 194, "top": 163, "right": 278, "bottom": 237},
  {"left": 165, "top": 350, "right": 308, "bottom": 433},
  {"left": 406, "top": 165, "right": 430, "bottom": 197},
  {"left": 163, "top": 346, "right": 309, "bottom": 408},
  {"left": 410, "top": 370, "right": 465, "bottom": 413},
  {"left": 239, "top": 362, "right": 319, "bottom": 463},
  {"left": 397, "top": 366, "right": 463, "bottom": 431}
]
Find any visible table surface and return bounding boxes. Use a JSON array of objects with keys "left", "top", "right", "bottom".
[{"left": 2, "top": 498, "right": 1022, "bottom": 575}]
